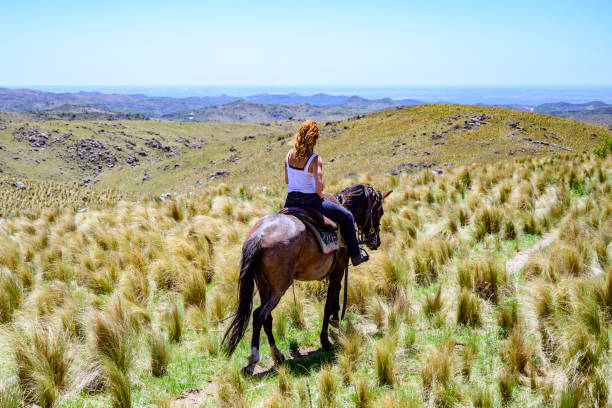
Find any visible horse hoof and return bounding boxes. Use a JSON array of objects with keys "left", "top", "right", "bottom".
[
  {"left": 242, "top": 364, "right": 256, "bottom": 376},
  {"left": 272, "top": 351, "right": 286, "bottom": 365}
]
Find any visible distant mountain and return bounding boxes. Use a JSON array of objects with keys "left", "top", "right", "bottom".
[
  {"left": 0, "top": 88, "right": 232, "bottom": 116},
  {"left": 0, "top": 88, "right": 422, "bottom": 120},
  {"left": 529, "top": 101, "right": 612, "bottom": 125},
  {"left": 162, "top": 100, "right": 370, "bottom": 122},
  {"left": 534, "top": 101, "right": 608, "bottom": 114}
]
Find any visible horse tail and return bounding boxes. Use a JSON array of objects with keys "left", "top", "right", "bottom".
[{"left": 222, "top": 233, "right": 262, "bottom": 357}]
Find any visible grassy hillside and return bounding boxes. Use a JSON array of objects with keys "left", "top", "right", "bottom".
[
  {"left": 0, "top": 152, "right": 610, "bottom": 407},
  {"left": 1, "top": 105, "right": 610, "bottom": 203}
]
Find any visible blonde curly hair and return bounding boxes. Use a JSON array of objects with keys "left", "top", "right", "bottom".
[{"left": 293, "top": 120, "right": 319, "bottom": 159}]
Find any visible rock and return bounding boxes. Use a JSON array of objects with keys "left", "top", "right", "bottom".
[
  {"left": 4, "top": 181, "right": 25, "bottom": 189},
  {"left": 509, "top": 150, "right": 515, "bottom": 155},
  {"left": 463, "top": 114, "right": 490, "bottom": 130},
  {"left": 138, "top": 149, "right": 148, "bottom": 157},
  {"left": 126, "top": 156, "right": 139, "bottom": 166},
  {"left": 159, "top": 193, "right": 172, "bottom": 201},
  {"left": 62, "top": 138, "right": 118, "bottom": 173},
  {"left": 229, "top": 147, "right": 237, "bottom": 152},
  {"left": 208, "top": 169, "right": 229, "bottom": 180}
]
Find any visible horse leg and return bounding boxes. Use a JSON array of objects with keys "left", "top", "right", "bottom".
[
  {"left": 320, "top": 262, "right": 344, "bottom": 349},
  {"left": 244, "top": 289, "right": 283, "bottom": 375},
  {"left": 264, "top": 315, "right": 285, "bottom": 364}
]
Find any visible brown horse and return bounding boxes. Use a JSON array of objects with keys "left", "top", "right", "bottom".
[{"left": 222, "top": 184, "right": 390, "bottom": 374}]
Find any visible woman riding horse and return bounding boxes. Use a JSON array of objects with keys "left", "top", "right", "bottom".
[
  {"left": 284, "top": 120, "right": 369, "bottom": 266},
  {"left": 222, "top": 121, "right": 389, "bottom": 374}
]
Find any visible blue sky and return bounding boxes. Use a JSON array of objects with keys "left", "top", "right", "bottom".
[{"left": 1, "top": 0, "right": 611, "bottom": 86}]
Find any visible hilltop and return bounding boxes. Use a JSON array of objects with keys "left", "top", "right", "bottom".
[{"left": 0, "top": 104, "right": 610, "bottom": 206}]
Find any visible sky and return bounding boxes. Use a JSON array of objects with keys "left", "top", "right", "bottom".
[{"left": 1, "top": 0, "right": 611, "bottom": 87}]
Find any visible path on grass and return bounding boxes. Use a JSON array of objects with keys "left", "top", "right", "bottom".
[{"left": 506, "top": 228, "right": 558, "bottom": 275}]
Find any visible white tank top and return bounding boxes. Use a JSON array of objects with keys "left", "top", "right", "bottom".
[{"left": 286, "top": 151, "right": 318, "bottom": 194}]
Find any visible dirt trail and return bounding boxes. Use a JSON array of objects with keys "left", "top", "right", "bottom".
[{"left": 506, "top": 229, "right": 558, "bottom": 275}]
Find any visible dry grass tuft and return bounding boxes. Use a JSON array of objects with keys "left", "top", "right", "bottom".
[
  {"left": 166, "top": 301, "right": 183, "bottom": 343},
  {"left": 105, "top": 360, "right": 132, "bottom": 408},
  {"left": 182, "top": 268, "right": 207, "bottom": 309},
  {"left": 0, "top": 268, "right": 23, "bottom": 323},
  {"left": 317, "top": 366, "right": 339, "bottom": 407},
  {"left": 456, "top": 289, "right": 482, "bottom": 326},
  {"left": 497, "top": 369, "right": 518, "bottom": 405},
  {"left": 374, "top": 334, "right": 397, "bottom": 387},
  {"left": 148, "top": 330, "right": 168, "bottom": 377},
  {"left": 12, "top": 323, "right": 70, "bottom": 407},
  {"left": 421, "top": 340, "right": 456, "bottom": 392},
  {"left": 502, "top": 326, "right": 533, "bottom": 376},
  {"left": 354, "top": 377, "right": 373, "bottom": 408},
  {"left": 457, "top": 258, "right": 506, "bottom": 303},
  {"left": 413, "top": 237, "right": 451, "bottom": 285}
]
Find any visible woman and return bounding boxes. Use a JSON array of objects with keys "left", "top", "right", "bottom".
[{"left": 284, "top": 120, "right": 369, "bottom": 266}]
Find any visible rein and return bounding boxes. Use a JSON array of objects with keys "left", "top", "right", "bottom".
[{"left": 336, "top": 184, "right": 380, "bottom": 321}]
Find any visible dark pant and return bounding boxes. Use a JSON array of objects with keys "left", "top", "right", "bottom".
[{"left": 285, "top": 192, "right": 361, "bottom": 258}]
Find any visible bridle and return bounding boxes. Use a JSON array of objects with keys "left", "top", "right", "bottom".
[{"left": 338, "top": 185, "right": 381, "bottom": 248}]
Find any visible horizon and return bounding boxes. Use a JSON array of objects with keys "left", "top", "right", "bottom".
[{"left": 3, "top": 84, "right": 612, "bottom": 105}]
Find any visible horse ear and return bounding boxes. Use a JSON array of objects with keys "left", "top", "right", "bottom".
[{"left": 383, "top": 191, "right": 392, "bottom": 200}]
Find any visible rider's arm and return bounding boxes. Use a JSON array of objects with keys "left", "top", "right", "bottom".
[
  {"left": 313, "top": 155, "right": 324, "bottom": 197},
  {"left": 284, "top": 160, "right": 288, "bottom": 184}
]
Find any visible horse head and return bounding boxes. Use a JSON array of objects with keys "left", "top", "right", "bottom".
[{"left": 337, "top": 184, "right": 391, "bottom": 250}]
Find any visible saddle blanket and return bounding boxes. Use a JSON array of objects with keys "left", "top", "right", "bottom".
[{"left": 301, "top": 218, "right": 341, "bottom": 254}]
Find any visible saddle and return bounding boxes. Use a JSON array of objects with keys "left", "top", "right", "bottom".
[{"left": 279, "top": 207, "right": 343, "bottom": 254}]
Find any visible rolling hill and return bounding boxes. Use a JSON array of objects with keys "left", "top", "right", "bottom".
[{"left": 0, "top": 104, "right": 610, "bottom": 205}]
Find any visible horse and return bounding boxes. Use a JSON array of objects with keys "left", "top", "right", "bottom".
[{"left": 221, "top": 183, "right": 390, "bottom": 374}]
